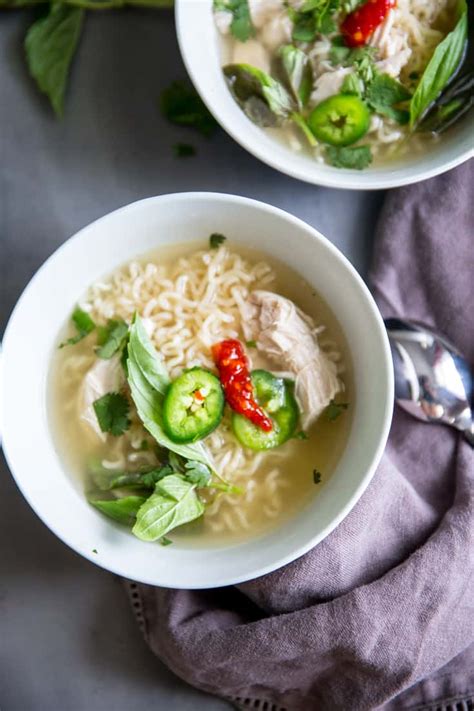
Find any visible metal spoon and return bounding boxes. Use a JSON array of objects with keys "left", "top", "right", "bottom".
[{"left": 385, "top": 318, "right": 474, "bottom": 447}]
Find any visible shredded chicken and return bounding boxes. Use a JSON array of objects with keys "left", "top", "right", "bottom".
[
  {"left": 232, "top": 38, "right": 272, "bottom": 73},
  {"left": 238, "top": 291, "right": 342, "bottom": 429},
  {"left": 311, "top": 67, "right": 353, "bottom": 104},
  {"left": 371, "top": 8, "right": 412, "bottom": 77},
  {"left": 79, "top": 355, "right": 125, "bottom": 440}
]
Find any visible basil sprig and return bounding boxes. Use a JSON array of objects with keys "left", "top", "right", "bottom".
[{"left": 410, "top": 0, "right": 468, "bottom": 127}]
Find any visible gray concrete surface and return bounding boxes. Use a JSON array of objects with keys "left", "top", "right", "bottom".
[{"left": 0, "top": 9, "right": 385, "bottom": 711}]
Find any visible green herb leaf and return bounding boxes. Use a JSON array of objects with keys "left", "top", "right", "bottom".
[
  {"left": 313, "top": 469, "right": 322, "bottom": 484},
  {"left": 59, "top": 307, "right": 96, "bottom": 348},
  {"left": 93, "top": 392, "right": 131, "bottom": 436},
  {"left": 280, "top": 44, "right": 313, "bottom": 109},
  {"left": 214, "top": 0, "right": 255, "bottom": 42},
  {"left": 160, "top": 536, "right": 173, "bottom": 546},
  {"left": 160, "top": 80, "right": 218, "bottom": 137},
  {"left": 173, "top": 142, "right": 196, "bottom": 157},
  {"left": 291, "top": 0, "right": 340, "bottom": 41},
  {"left": 132, "top": 474, "right": 204, "bottom": 541},
  {"left": 245, "top": 340, "right": 257, "bottom": 348},
  {"left": 325, "top": 400, "right": 349, "bottom": 421},
  {"left": 341, "top": 72, "right": 363, "bottom": 96},
  {"left": 410, "top": 0, "right": 467, "bottom": 127},
  {"left": 127, "top": 315, "right": 215, "bottom": 469},
  {"left": 96, "top": 319, "right": 129, "bottom": 359},
  {"left": 92, "top": 548, "right": 98, "bottom": 554},
  {"left": 183, "top": 460, "right": 212, "bottom": 487},
  {"left": 209, "top": 232, "right": 227, "bottom": 249},
  {"left": 24, "top": 4, "right": 84, "bottom": 117},
  {"left": 342, "top": 0, "right": 364, "bottom": 11},
  {"left": 92, "top": 464, "right": 175, "bottom": 491},
  {"left": 291, "top": 112, "right": 318, "bottom": 147},
  {"left": 224, "top": 63, "right": 294, "bottom": 127},
  {"left": 294, "top": 431, "right": 309, "bottom": 440},
  {"left": 326, "top": 145, "right": 372, "bottom": 169},
  {"left": 90, "top": 496, "right": 147, "bottom": 525},
  {"left": 366, "top": 73, "right": 411, "bottom": 123}
]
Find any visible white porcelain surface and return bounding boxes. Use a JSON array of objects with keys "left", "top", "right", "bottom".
[
  {"left": 1, "top": 193, "right": 393, "bottom": 588},
  {"left": 176, "top": 0, "right": 474, "bottom": 190}
]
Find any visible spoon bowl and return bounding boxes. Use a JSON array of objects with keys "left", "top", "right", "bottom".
[{"left": 385, "top": 318, "right": 474, "bottom": 446}]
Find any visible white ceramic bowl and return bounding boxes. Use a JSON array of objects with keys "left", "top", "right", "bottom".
[
  {"left": 176, "top": 0, "right": 474, "bottom": 190},
  {"left": 1, "top": 193, "right": 393, "bottom": 588}
]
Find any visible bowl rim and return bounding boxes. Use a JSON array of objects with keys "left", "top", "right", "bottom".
[
  {"left": 1, "top": 192, "right": 394, "bottom": 588},
  {"left": 175, "top": 0, "right": 474, "bottom": 191}
]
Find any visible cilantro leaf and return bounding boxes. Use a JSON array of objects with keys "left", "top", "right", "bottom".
[
  {"left": 291, "top": 0, "right": 340, "bottom": 41},
  {"left": 173, "top": 142, "right": 196, "bottom": 157},
  {"left": 160, "top": 80, "right": 218, "bottom": 137},
  {"left": 214, "top": 0, "right": 255, "bottom": 42},
  {"left": 93, "top": 392, "right": 131, "bottom": 436},
  {"left": 184, "top": 460, "right": 212, "bottom": 487},
  {"left": 59, "top": 307, "right": 96, "bottom": 348},
  {"left": 25, "top": 4, "right": 84, "bottom": 117},
  {"left": 245, "top": 340, "right": 257, "bottom": 348},
  {"left": 325, "top": 400, "right": 349, "bottom": 421},
  {"left": 326, "top": 145, "right": 372, "bottom": 170},
  {"left": 366, "top": 73, "right": 411, "bottom": 123},
  {"left": 341, "top": 72, "right": 363, "bottom": 96},
  {"left": 96, "top": 319, "right": 129, "bottom": 359},
  {"left": 209, "top": 232, "right": 227, "bottom": 249}
]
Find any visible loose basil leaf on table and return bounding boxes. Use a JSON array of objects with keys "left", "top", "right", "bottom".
[
  {"left": 24, "top": 4, "right": 84, "bottom": 117},
  {"left": 279, "top": 44, "right": 313, "bottom": 110},
  {"left": 223, "top": 63, "right": 294, "bottom": 126},
  {"left": 132, "top": 475, "right": 205, "bottom": 541},
  {"left": 89, "top": 496, "right": 147, "bottom": 525},
  {"left": 410, "top": 0, "right": 468, "bottom": 127}
]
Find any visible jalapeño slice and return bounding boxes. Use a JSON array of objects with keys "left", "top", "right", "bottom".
[{"left": 163, "top": 368, "right": 224, "bottom": 444}]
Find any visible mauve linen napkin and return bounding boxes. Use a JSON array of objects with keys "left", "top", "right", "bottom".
[{"left": 125, "top": 162, "right": 474, "bottom": 711}]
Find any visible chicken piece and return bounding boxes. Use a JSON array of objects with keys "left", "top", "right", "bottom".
[
  {"left": 311, "top": 68, "right": 352, "bottom": 105},
  {"left": 248, "top": 0, "right": 285, "bottom": 29},
  {"left": 370, "top": 8, "right": 412, "bottom": 77},
  {"left": 238, "top": 291, "right": 342, "bottom": 429},
  {"left": 79, "top": 355, "right": 125, "bottom": 440},
  {"left": 232, "top": 38, "right": 271, "bottom": 73}
]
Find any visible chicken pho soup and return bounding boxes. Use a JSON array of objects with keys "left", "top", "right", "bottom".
[
  {"left": 214, "top": 0, "right": 470, "bottom": 170},
  {"left": 51, "top": 238, "right": 352, "bottom": 547}
]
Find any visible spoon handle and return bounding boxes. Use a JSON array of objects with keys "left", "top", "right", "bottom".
[{"left": 463, "top": 425, "right": 474, "bottom": 448}]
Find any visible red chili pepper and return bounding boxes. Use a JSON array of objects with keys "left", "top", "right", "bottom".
[
  {"left": 341, "top": 0, "right": 396, "bottom": 48},
  {"left": 212, "top": 339, "right": 273, "bottom": 432}
]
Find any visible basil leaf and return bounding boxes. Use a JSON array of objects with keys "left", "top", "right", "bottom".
[
  {"left": 25, "top": 4, "right": 84, "bottom": 117},
  {"left": 96, "top": 319, "right": 129, "bottom": 359},
  {"left": 90, "top": 496, "right": 147, "bottom": 525},
  {"left": 224, "top": 63, "right": 294, "bottom": 127},
  {"left": 59, "top": 307, "right": 95, "bottom": 348},
  {"left": 410, "top": 0, "right": 468, "bottom": 127},
  {"left": 127, "top": 316, "right": 215, "bottom": 469},
  {"left": 160, "top": 80, "right": 218, "bottom": 137},
  {"left": 132, "top": 475, "right": 204, "bottom": 541},
  {"left": 93, "top": 392, "right": 131, "bottom": 436},
  {"left": 92, "top": 464, "right": 174, "bottom": 491},
  {"left": 326, "top": 145, "right": 372, "bottom": 170},
  {"left": 280, "top": 45, "right": 313, "bottom": 109},
  {"left": 366, "top": 73, "right": 411, "bottom": 124}
]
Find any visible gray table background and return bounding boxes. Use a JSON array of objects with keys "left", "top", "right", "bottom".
[{"left": 0, "top": 9, "right": 384, "bottom": 710}]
